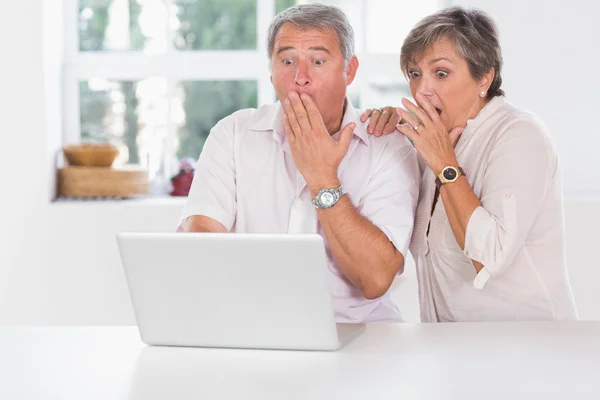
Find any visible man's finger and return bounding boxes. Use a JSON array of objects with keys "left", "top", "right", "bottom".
[
  {"left": 282, "top": 97, "right": 302, "bottom": 138},
  {"left": 299, "top": 93, "right": 325, "bottom": 133},
  {"left": 283, "top": 113, "right": 295, "bottom": 144},
  {"left": 338, "top": 122, "right": 356, "bottom": 154},
  {"left": 289, "top": 92, "right": 312, "bottom": 133}
]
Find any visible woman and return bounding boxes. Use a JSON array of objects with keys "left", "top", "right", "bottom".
[{"left": 362, "top": 6, "right": 578, "bottom": 322}]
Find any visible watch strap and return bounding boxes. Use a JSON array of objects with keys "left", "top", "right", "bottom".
[{"left": 435, "top": 166, "right": 465, "bottom": 188}]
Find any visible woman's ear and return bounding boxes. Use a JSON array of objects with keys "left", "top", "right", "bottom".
[{"left": 480, "top": 68, "right": 495, "bottom": 93}]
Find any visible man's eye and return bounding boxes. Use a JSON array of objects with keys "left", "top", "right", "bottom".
[
  {"left": 314, "top": 60, "right": 324, "bottom": 66},
  {"left": 283, "top": 59, "right": 293, "bottom": 66},
  {"left": 437, "top": 70, "right": 448, "bottom": 78},
  {"left": 408, "top": 71, "right": 420, "bottom": 79}
]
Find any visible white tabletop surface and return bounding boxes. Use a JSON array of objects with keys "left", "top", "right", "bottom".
[{"left": 1, "top": 321, "right": 599, "bottom": 399}]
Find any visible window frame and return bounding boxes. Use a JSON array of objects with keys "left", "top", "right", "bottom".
[
  {"left": 62, "top": 0, "right": 444, "bottom": 182},
  {"left": 63, "top": 0, "right": 276, "bottom": 149}
]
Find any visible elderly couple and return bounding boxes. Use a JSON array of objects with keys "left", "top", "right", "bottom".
[{"left": 178, "top": 4, "right": 578, "bottom": 323}]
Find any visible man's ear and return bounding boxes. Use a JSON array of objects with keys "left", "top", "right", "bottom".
[{"left": 346, "top": 56, "right": 359, "bottom": 85}]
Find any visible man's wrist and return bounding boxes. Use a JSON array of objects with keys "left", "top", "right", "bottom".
[{"left": 307, "top": 175, "right": 341, "bottom": 197}]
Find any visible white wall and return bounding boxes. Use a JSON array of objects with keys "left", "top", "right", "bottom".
[
  {"left": 0, "top": 0, "right": 598, "bottom": 325},
  {"left": 454, "top": 0, "right": 600, "bottom": 195}
]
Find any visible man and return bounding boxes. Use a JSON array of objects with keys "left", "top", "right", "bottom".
[{"left": 179, "top": 4, "right": 419, "bottom": 322}]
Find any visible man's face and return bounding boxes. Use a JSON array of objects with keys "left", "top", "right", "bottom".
[{"left": 270, "top": 23, "right": 358, "bottom": 125}]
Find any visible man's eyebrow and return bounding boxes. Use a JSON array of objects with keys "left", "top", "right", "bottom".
[
  {"left": 309, "top": 46, "right": 330, "bottom": 54},
  {"left": 276, "top": 46, "right": 295, "bottom": 55},
  {"left": 275, "top": 46, "right": 331, "bottom": 55}
]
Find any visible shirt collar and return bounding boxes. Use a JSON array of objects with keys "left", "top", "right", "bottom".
[
  {"left": 248, "top": 97, "right": 370, "bottom": 147},
  {"left": 465, "top": 95, "right": 505, "bottom": 130}
]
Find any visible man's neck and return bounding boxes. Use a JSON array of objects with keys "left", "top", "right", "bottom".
[{"left": 324, "top": 98, "right": 348, "bottom": 136}]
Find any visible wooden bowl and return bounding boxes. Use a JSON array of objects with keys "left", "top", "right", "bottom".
[
  {"left": 63, "top": 143, "right": 119, "bottom": 167},
  {"left": 58, "top": 166, "right": 149, "bottom": 198}
]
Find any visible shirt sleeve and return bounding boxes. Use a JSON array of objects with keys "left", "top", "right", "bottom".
[
  {"left": 464, "top": 118, "right": 558, "bottom": 288},
  {"left": 357, "top": 135, "right": 420, "bottom": 264},
  {"left": 178, "top": 115, "right": 238, "bottom": 231}
]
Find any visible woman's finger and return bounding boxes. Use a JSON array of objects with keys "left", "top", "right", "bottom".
[
  {"left": 367, "top": 109, "right": 383, "bottom": 134},
  {"left": 397, "top": 123, "right": 419, "bottom": 143},
  {"left": 360, "top": 108, "right": 374, "bottom": 123},
  {"left": 401, "top": 98, "right": 432, "bottom": 129},
  {"left": 415, "top": 93, "right": 443, "bottom": 126},
  {"left": 396, "top": 108, "right": 420, "bottom": 131},
  {"left": 376, "top": 107, "right": 400, "bottom": 135}
]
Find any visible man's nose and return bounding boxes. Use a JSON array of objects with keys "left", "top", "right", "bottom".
[{"left": 294, "top": 63, "right": 311, "bottom": 87}]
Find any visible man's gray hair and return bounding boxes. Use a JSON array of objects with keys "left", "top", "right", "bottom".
[
  {"left": 400, "top": 6, "right": 504, "bottom": 99},
  {"left": 267, "top": 3, "right": 355, "bottom": 64}
]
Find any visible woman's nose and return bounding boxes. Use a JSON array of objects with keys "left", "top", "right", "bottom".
[{"left": 415, "top": 78, "right": 435, "bottom": 98}]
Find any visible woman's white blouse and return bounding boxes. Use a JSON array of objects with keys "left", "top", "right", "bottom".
[{"left": 410, "top": 96, "right": 579, "bottom": 322}]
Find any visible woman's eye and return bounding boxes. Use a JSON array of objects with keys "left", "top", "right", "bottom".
[
  {"left": 436, "top": 70, "right": 448, "bottom": 78},
  {"left": 408, "top": 71, "right": 421, "bottom": 79}
]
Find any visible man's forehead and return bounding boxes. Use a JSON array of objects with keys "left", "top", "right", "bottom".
[{"left": 273, "top": 24, "right": 339, "bottom": 50}]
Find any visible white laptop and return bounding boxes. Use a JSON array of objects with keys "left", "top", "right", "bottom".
[{"left": 116, "top": 232, "right": 365, "bottom": 351}]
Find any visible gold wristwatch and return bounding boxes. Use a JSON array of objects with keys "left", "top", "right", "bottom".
[{"left": 435, "top": 166, "right": 465, "bottom": 188}]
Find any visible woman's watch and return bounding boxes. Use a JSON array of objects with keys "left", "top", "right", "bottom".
[
  {"left": 435, "top": 166, "right": 466, "bottom": 188},
  {"left": 312, "top": 185, "right": 346, "bottom": 209}
]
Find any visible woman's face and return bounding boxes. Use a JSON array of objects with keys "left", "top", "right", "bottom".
[{"left": 406, "top": 37, "right": 492, "bottom": 132}]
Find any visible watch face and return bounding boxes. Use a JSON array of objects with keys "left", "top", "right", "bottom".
[
  {"left": 319, "top": 191, "right": 335, "bottom": 206},
  {"left": 443, "top": 167, "right": 457, "bottom": 181}
]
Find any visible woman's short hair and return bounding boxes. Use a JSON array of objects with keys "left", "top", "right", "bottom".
[{"left": 400, "top": 6, "right": 504, "bottom": 99}]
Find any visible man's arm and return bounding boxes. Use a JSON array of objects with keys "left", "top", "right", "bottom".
[
  {"left": 312, "top": 184, "right": 405, "bottom": 300},
  {"left": 308, "top": 140, "right": 418, "bottom": 299},
  {"left": 282, "top": 91, "right": 419, "bottom": 300},
  {"left": 178, "top": 112, "right": 239, "bottom": 233},
  {"left": 184, "top": 215, "right": 228, "bottom": 233}
]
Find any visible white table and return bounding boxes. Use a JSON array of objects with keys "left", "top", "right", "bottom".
[{"left": 1, "top": 322, "right": 599, "bottom": 399}]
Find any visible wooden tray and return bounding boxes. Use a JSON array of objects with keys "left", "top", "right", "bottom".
[{"left": 58, "top": 166, "right": 149, "bottom": 199}]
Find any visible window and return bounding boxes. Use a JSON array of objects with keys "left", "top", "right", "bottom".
[{"left": 65, "top": 0, "right": 445, "bottom": 195}]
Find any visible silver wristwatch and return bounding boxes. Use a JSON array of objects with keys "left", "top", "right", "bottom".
[{"left": 312, "top": 185, "right": 346, "bottom": 209}]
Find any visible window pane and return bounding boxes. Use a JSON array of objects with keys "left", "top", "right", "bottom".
[
  {"left": 365, "top": 0, "right": 442, "bottom": 54},
  {"left": 79, "top": 0, "right": 168, "bottom": 53},
  {"left": 174, "top": 81, "right": 258, "bottom": 160},
  {"left": 275, "top": 0, "right": 298, "bottom": 14},
  {"left": 171, "top": 0, "right": 257, "bottom": 50},
  {"left": 79, "top": 78, "right": 170, "bottom": 179}
]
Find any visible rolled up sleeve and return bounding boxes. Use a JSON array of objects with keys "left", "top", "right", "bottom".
[
  {"left": 463, "top": 119, "right": 556, "bottom": 288},
  {"left": 358, "top": 135, "right": 420, "bottom": 264},
  {"left": 178, "top": 115, "right": 238, "bottom": 231}
]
